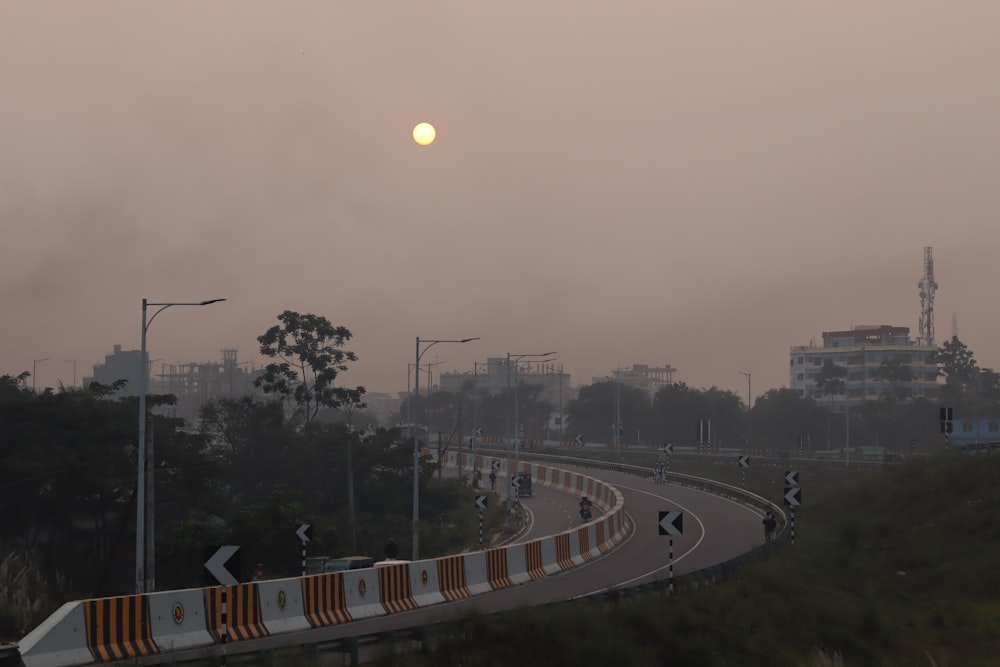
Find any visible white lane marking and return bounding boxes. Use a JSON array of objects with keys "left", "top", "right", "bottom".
[{"left": 572, "top": 476, "right": 762, "bottom": 597}]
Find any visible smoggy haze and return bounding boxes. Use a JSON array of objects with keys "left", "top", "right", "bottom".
[{"left": 3, "top": 2, "right": 999, "bottom": 402}]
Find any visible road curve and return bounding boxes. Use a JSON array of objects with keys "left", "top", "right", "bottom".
[{"left": 193, "top": 465, "right": 764, "bottom": 659}]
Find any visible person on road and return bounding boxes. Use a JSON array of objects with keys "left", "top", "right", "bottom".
[
  {"left": 251, "top": 562, "right": 265, "bottom": 581},
  {"left": 489, "top": 469, "right": 497, "bottom": 491},
  {"left": 384, "top": 536, "right": 399, "bottom": 560},
  {"left": 762, "top": 512, "right": 777, "bottom": 542}
]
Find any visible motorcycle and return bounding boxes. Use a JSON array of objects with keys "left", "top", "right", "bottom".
[{"left": 579, "top": 504, "right": 592, "bottom": 521}]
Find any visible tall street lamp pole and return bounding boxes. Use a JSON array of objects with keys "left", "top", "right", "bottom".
[
  {"left": 505, "top": 351, "right": 555, "bottom": 518},
  {"left": 615, "top": 368, "right": 622, "bottom": 458},
  {"left": 739, "top": 371, "right": 752, "bottom": 409},
  {"left": 412, "top": 336, "right": 478, "bottom": 561},
  {"left": 32, "top": 357, "right": 50, "bottom": 392},
  {"left": 137, "top": 297, "right": 225, "bottom": 594}
]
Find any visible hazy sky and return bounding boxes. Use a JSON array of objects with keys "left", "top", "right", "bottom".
[{"left": 3, "top": 2, "right": 999, "bottom": 402}]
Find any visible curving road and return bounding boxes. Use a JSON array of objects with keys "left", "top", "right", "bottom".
[{"left": 154, "top": 466, "right": 764, "bottom": 663}]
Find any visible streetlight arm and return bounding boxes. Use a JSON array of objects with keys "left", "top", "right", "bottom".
[
  {"left": 136, "top": 296, "right": 225, "bottom": 594},
  {"left": 417, "top": 337, "right": 480, "bottom": 364},
  {"left": 145, "top": 299, "right": 227, "bottom": 332}
]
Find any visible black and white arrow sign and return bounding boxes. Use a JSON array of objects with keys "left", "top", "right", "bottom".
[
  {"left": 204, "top": 545, "right": 241, "bottom": 586},
  {"left": 296, "top": 523, "right": 312, "bottom": 543},
  {"left": 738, "top": 455, "right": 750, "bottom": 468},
  {"left": 474, "top": 495, "right": 488, "bottom": 511},
  {"left": 784, "top": 470, "right": 800, "bottom": 486},
  {"left": 511, "top": 475, "right": 521, "bottom": 489},
  {"left": 663, "top": 443, "right": 673, "bottom": 454},
  {"left": 784, "top": 486, "right": 802, "bottom": 506},
  {"left": 574, "top": 434, "right": 584, "bottom": 444},
  {"left": 475, "top": 427, "right": 484, "bottom": 436},
  {"left": 658, "top": 510, "right": 684, "bottom": 536}
]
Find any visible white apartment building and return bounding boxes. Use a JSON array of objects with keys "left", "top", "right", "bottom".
[{"left": 790, "top": 325, "right": 939, "bottom": 408}]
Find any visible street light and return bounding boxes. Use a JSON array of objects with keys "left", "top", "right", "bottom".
[
  {"left": 739, "top": 371, "right": 752, "bottom": 409},
  {"left": 506, "top": 351, "right": 555, "bottom": 518},
  {"left": 136, "top": 297, "right": 225, "bottom": 594},
  {"left": 412, "top": 336, "right": 479, "bottom": 561},
  {"left": 614, "top": 367, "right": 623, "bottom": 458},
  {"left": 405, "top": 362, "right": 439, "bottom": 425},
  {"left": 32, "top": 358, "right": 50, "bottom": 392},
  {"left": 424, "top": 360, "right": 446, "bottom": 398}
]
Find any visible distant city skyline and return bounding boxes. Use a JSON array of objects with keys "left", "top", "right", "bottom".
[{"left": 4, "top": 3, "right": 999, "bottom": 403}]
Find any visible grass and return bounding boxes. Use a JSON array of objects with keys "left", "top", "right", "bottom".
[
  {"left": 415, "top": 452, "right": 1000, "bottom": 666},
  {"left": 10, "top": 452, "right": 1000, "bottom": 665}
]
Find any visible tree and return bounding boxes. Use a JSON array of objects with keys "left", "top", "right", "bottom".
[
  {"left": 254, "top": 311, "right": 365, "bottom": 425},
  {"left": 936, "top": 336, "right": 977, "bottom": 390},
  {"left": 199, "top": 397, "right": 289, "bottom": 502},
  {"left": 935, "top": 336, "right": 1000, "bottom": 412},
  {"left": 748, "top": 388, "right": 827, "bottom": 452},
  {"left": 817, "top": 360, "right": 847, "bottom": 448},
  {"left": 873, "top": 358, "right": 914, "bottom": 402},
  {"left": 817, "top": 359, "right": 847, "bottom": 401},
  {"left": 568, "top": 381, "right": 650, "bottom": 444},
  {"left": 0, "top": 372, "right": 30, "bottom": 399}
]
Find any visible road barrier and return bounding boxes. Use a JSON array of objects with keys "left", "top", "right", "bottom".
[
  {"left": 205, "top": 584, "right": 267, "bottom": 643},
  {"left": 83, "top": 595, "right": 159, "bottom": 663},
  {"left": 17, "top": 451, "right": 630, "bottom": 667},
  {"left": 301, "top": 573, "right": 352, "bottom": 629},
  {"left": 341, "top": 569, "right": 385, "bottom": 620},
  {"left": 376, "top": 563, "right": 418, "bottom": 614},
  {"left": 460, "top": 551, "right": 492, "bottom": 595},
  {"left": 484, "top": 547, "right": 513, "bottom": 589},
  {"left": 408, "top": 559, "right": 446, "bottom": 607},
  {"left": 435, "top": 556, "right": 471, "bottom": 602},
  {"left": 146, "top": 587, "right": 214, "bottom": 653}
]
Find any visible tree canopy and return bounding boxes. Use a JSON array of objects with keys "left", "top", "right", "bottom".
[{"left": 254, "top": 311, "right": 366, "bottom": 425}]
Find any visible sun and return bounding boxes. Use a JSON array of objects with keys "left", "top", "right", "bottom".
[{"left": 412, "top": 122, "right": 436, "bottom": 146}]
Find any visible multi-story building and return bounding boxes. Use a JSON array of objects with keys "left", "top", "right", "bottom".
[
  {"left": 83, "top": 344, "right": 143, "bottom": 398},
  {"left": 948, "top": 416, "right": 1000, "bottom": 450},
  {"left": 85, "top": 345, "right": 264, "bottom": 424},
  {"left": 590, "top": 363, "right": 677, "bottom": 396},
  {"left": 790, "top": 325, "right": 939, "bottom": 408},
  {"left": 438, "top": 357, "right": 572, "bottom": 407}
]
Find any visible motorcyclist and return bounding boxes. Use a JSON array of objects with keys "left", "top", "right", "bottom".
[{"left": 579, "top": 496, "right": 593, "bottom": 520}]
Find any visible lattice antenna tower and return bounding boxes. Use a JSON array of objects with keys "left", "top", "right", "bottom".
[{"left": 918, "top": 246, "right": 938, "bottom": 346}]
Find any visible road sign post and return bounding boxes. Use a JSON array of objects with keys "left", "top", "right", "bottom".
[
  {"left": 475, "top": 495, "right": 488, "bottom": 547},
  {"left": 783, "top": 481, "right": 801, "bottom": 545},
  {"left": 296, "top": 524, "right": 312, "bottom": 576},
  {"left": 658, "top": 511, "right": 683, "bottom": 594},
  {"left": 738, "top": 455, "right": 750, "bottom": 485},
  {"left": 204, "top": 545, "right": 241, "bottom": 586}
]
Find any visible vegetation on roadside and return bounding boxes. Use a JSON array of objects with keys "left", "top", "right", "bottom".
[
  {"left": 4, "top": 319, "right": 1000, "bottom": 661},
  {"left": 412, "top": 452, "right": 1000, "bottom": 667}
]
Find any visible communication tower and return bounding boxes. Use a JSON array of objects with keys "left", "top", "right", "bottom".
[{"left": 918, "top": 246, "right": 937, "bottom": 346}]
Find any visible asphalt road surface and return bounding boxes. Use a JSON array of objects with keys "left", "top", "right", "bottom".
[{"left": 151, "top": 467, "right": 763, "bottom": 664}]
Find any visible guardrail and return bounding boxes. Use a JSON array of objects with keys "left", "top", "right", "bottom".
[
  {"left": 14, "top": 452, "right": 629, "bottom": 667},
  {"left": 459, "top": 447, "right": 791, "bottom": 608}
]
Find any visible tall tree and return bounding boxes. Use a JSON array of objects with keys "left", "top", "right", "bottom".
[
  {"left": 254, "top": 311, "right": 365, "bottom": 425},
  {"left": 817, "top": 359, "right": 847, "bottom": 401},
  {"left": 935, "top": 336, "right": 989, "bottom": 411},
  {"left": 817, "top": 360, "right": 847, "bottom": 448},
  {"left": 873, "top": 358, "right": 914, "bottom": 401}
]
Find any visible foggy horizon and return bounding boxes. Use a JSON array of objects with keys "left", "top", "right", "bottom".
[{"left": 3, "top": 3, "right": 999, "bottom": 403}]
